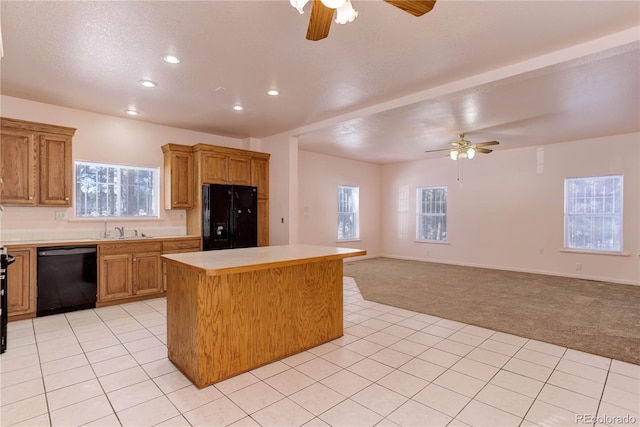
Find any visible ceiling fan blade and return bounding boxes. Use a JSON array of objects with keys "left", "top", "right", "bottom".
[
  {"left": 424, "top": 148, "right": 451, "bottom": 153},
  {"left": 306, "top": 0, "right": 334, "bottom": 41},
  {"left": 475, "top": 141, "right": 499, "bottom": 147},
  {"left": 384, "top": 0, "right": 436, "bottom": 17},
  {"left": 475, "top": 148, "right": 493, "bottom": 154}
]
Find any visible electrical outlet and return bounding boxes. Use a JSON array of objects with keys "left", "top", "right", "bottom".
[
  {"left": 576, "top": 263, "right": 582, "bottom": 271},
  {"left": 55, "top": 211, "right": 67, "bottom": 221},
  {"left": 425, "top": 250, "right": 430, "bottom": 257}
]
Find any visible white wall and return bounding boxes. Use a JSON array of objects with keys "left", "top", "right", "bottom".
[
  {"left": 297, "top": 150, "right": 380, "bottom": 257},
  {"left": 0, "top": 95, "right": 246, "bottom": 239},
  {"left": 2, "top": 96, "right": 637, "bottom": 284},
  {"left": 380, "top": 133, "right": 640, "bottom": 285}
]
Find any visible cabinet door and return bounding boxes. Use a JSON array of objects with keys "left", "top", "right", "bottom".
[
  {"left": 228, "top": 156, "right": 251, "bottom": 185},
  {"left": 250, "top": 158, "right": 269, "bottom": 198},
  {"left": 133, "top": 253, "right": 161, "bottom": 296},
  {"left": 6, "top": 248, "right": 36, "bottom": 318},
  {"left": 258, "top": 198, "right": 269, "bottom": 247},
  {"left": 99, "top": 254, "right": 132, "bottom": 301},
  {"left": 202, "top": 153, "right": 228, "bottom": 184},
  {"left": 0, "top": 129, "right": 36, "bottom": 205},
  {"left": 38, "top": 133, "right": 72, "bottom": 206},
  {"left": 166, "top": 151, "right": 193, "bottom": 209}
]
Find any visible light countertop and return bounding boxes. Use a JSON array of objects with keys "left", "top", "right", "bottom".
[
  {"left": 162, "top": 244, "right": 366, "bottom": 275},
  {"left": 3, "top": 235, "right": 200, "bottom": 248}
]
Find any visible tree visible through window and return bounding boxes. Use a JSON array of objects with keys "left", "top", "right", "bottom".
[
  {"left": 75, "top": 161, "right": 159, "bottom": 218},
  {"left": 338, "top": 186, "right": 359, "bottom": 240},
  {"left": 417, "top": 186, "right": 447, "bottom": 242},
  {"left": 564, "top": 175, "right": 623, "bottom": 252}
]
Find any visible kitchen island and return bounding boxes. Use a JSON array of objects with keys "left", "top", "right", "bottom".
[{"left": 162, "top": 244, "right": 366, "bottom": 387}]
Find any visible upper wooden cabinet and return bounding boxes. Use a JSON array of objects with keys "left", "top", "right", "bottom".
[
  {"left": 200, "top": 151, "right": 251, "bottom": 185},
  {"left": 38, "top": 133, "right": 72, "bottom": 206},
  {"left": 162, "top": 144, "right": 194, "bottom": 209},
  {"left": 170, "top": 143, "right": 270, "bottom": 244},
  {"left": 0, "top": 128, "right": 36, "bottom": 205},
  {"left": 251, "top": 157, "right": 269, "bottom": 199},
  {"left": 1, "top": 117, "right": 75, "bottom": 207}
]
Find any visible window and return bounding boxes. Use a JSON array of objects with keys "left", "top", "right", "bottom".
[
  {"left": 75, "top": 161, "right": 160, "bottom": 218},
  {"left": 417, "top": 186, "right": 447, "bottom": 242},
  {"left": 564, "top": 175, "right": 623, "bottom": 252},
  {"left": 338, "top": 186, "right": 359, "bottom": 240}
]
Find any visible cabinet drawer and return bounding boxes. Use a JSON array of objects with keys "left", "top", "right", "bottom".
[
  {"left": 163, "top": 238, "right": 201, "bottom": 252},
  {"left": 99, "top": 240, "right": 162, "bottom": 256}
]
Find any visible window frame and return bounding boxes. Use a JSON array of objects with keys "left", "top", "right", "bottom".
[
  {"left": 416, "top": 186, "right": 448, "bottom": 243},
  {"left": 74, "top": 160, "right": 160, "bottom": 219},
  {"left": 563, "top": 174, "right": 623, "bottom": 253},
  {"left": 337, "top": 185, "right": 360, "bottom": 241}
]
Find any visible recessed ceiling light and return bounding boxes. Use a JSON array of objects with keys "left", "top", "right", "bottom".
[
  {"left": 233, "top": 105, "right": 244, "bottom": 111},
  {"left": 163, "top": 55, "right": 181, "bottom": 64},
  {"left": 138, "top": 79, "right": 157, "bottom": 88},
  {"left": 266, "top": 89, "right": 279, "bottom": 96},
  {"left": 125, "top": 109, "right": 140, "bottom": 116}
]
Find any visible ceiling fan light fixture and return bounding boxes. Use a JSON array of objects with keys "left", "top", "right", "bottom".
[
  {"left": 290, "top": 0, "right": 310, "bottom": 13},
  {"left": 321, "top": 0, "right": 347, "bottom": 9},
  {"left": 467, "top": 147, "right": 476, "bottom": 159},
  {"left": 335, "top": 0, "right": 358, "bottom": 24},
  {"left": 450, "top": 150, "right": 458, "bottom": 160}
]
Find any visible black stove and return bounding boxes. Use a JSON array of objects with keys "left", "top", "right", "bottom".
[{"left": 1, "top": 247, "right": 16, "bottom": 354}]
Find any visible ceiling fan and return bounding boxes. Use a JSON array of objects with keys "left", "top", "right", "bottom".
[
  {"left": 425, "top": 134, "right": 500, "bottom": 160},
  {"left": 291, "top": 0, "right": 437, "bottom": 41}
]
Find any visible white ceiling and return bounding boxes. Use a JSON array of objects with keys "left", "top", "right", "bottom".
[{"left": 1, "top": 1, "right": 639, "bottom": 164}]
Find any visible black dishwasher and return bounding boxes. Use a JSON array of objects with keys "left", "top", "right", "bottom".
[{"left": 37, "top": 245, "right": 97, "bottom": 317}]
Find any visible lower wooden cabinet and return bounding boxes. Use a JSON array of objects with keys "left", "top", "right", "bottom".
[
  {"left": 161, "top": 237, "right": 201, "bottom": 291},
  {"left": 5, "top": 247, "right": 36, "bottom": 320},
  {"left": 98, "top": 241, "right": 162, "bottom": 303}
]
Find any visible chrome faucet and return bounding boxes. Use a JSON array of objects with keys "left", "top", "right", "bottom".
[{"left": 114, "top": 226, "right": 125, "bottom": 238}]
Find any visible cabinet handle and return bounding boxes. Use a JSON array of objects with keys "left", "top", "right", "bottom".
[
  {"left": 133, "top": 258, "right": 137, "bottom": 262},
  {"left": 65, "top": 197, "right": 69, "bottom": 201},
  {"left": 29, "top": 196, "right": 33, "bottom": 200}
]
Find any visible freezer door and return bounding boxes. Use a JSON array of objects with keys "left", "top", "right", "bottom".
[
  {"left": 202, "top": 184, "right": 233, "bottom": 250},
  {"left": 232, "top": 186, "right": 258, "bottom": 248}
]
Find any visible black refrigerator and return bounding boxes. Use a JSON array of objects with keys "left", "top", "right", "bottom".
[{"left": 202, "top": 184, "right": 258, "bottom": 250}]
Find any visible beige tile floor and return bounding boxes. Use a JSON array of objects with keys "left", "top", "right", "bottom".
[{"left": 1, "top": 277, "right": 639, "bottom": 427}]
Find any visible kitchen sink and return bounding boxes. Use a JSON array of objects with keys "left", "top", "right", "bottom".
[{"left": 98, "top": 235, "right": 153, "bottom": 241}]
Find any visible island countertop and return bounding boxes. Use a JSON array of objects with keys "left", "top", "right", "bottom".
[{"left": 161, "top": 243, "right": 366, "bottom": 276}]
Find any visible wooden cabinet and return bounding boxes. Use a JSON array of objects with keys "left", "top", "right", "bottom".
[
  {"left": 201, "top": 152, "right": 250, "bottom": 185},
  {"left": 99, "top": 254, "right": 132, "bottom": 301},
  {"left": 162, "top": 144, "right": 193, "bottom": 209},
  {"left": 251, "top": 157, "right": 269, "bottom": 199},
  {"left": 98, "top": 241, "right": 162, "bottom": 303},
  {"left": 38, "top": 133, "right": 72, "bottom": 206},
  {"left": 258, "top": 198, "right": 269, "bottom": 247},
  {"left": 0, "top": 129, "right": 36, "bottom": 205},
  {"left": 1, "top": 117, "right": 75, "bottom": 207},
  {"left": 166, "top": 143, "right": 270, "bottom": 246},
  {"left": 161, "top": 237, "right": 201, "bottom": 291},
  {"left": 5, "top": 247, "right": 36, "bottom": 320},
  {"left": 162, "top": 237, "right": 201, "bottom": 254}
]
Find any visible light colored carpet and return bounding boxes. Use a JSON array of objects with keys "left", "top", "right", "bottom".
[{"left": 343, "top": 257, "right": 640, "bottom": 365}]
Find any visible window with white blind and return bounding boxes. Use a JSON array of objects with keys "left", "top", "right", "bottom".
[
  {"left": 416, "top": 186, "right": 447, "bottom": 242},
  {"left": 564, "top": 175, "right": 623, "bottom": 252},
  {"left": 337, "top": 185, "right": 359, "bottom": 240},
  {"left": 75, "top": 161, "right": 160, "bottom": 218}
]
